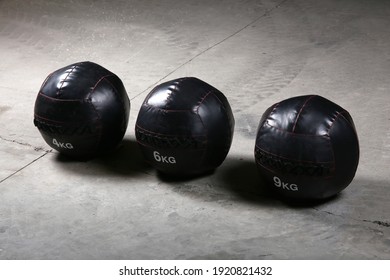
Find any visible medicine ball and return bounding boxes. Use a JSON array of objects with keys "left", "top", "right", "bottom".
[
  {"left": 135, "top": 77, "right": 234, "bottom": 176},
  {"left": 34, "top": 61, "right": 130, "bottom": 158},
  {"left": 255, "top": 95, "right": 359, "bottom": 200}
]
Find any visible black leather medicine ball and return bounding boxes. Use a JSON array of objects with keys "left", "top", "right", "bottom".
[
  {"left": 255, "top": 95, "right": 359, "bottom": 200},
  {"left": 135, "top": 77, "right": 234, "bottom": 176},
  {"left": 34, "top": 61, "right": 130, "bottom": 158}
]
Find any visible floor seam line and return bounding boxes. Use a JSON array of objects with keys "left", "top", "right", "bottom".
[
  {"left": 0, "top": 135, "right": 51, "bottom": 152},
  {"left": 0, "top": 151, "right": 49, "bottom": 184},
  {"left": 130, "top": 0, "right": 289, "bottom": 101}
]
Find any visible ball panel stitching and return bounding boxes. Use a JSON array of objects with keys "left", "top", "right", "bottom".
[
  {"left": 136, "top": 139, "right": 208, "bottom": 151},
  {"left": 326, "top": 110, "right": 345, "bottom": 136},
  {"left": 33, "top": 117, "right": 100, "bottom": 136},
  {"left": 86, "top": 74, "right": 115, "bottom": 100},
  {"left": 264, "top": 121, "right": 330, "bottom": 138},
  {"left": 37, "top": 91, "right": 84, "bottom": 102},
  {"left": 136, "top": 126, "right": 207, "bottom": 149},
  {"left": 254, "top": 145, "right": 334, "bottom": 163},
  {"left": 327, "top": 111, "right": 359, "bottom": 177},
  {"left": 254, "top": 161, "right": 335, "bottom": 179},
  {"left": 101, "top": 76, "right": 130, "bottom": 132},
  {"left": 34, "top": 113, "right": 89, "bottom": 124},
  {"left": 40, "top": 71, "right": 56, "bottom": 91},
  {"left": 135, "top": 124, "right": 206, "bottom": 137},
  {"left": 260, "top": 102, "right": 280, "bottom": 131},
  {"left": 255, "top": 146, "right": 335, "bottom": 177},
  {"left": 142, "top": 105, "right": 191, "bottom": 113},
  {"left": 292, "top": 95, "right": 316, "bottom": 133},
  {"left": 209, "top": 91, "right": 227, "bottom": 112},
  {"left": 195, "top": 89, "right": 214, "bottom": 113},
  {"left": 55, "top": 65, "right": 78, "bottom": 96}
]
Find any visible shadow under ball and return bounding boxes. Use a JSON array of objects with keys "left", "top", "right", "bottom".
[
  {"left": 255, "top": 95, "right": 359, "bottom": 201},
  {"left": 34, "top": 61, "right": 130, "bottom": 158},
  {"left": 135, "top": 77, "right": 235, "bottom": 176}
]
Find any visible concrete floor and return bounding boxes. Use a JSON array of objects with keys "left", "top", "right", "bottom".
[{"left": 0, "top": 0, "right": 389, "bottom": 259}]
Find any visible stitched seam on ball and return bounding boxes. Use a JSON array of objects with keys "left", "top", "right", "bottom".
[
  {"left": 87, "top": 102, "right": 103, "bottom": 150},
  {"left": 196, "top": 112, "right": 208, "bottom": 164},
  {"left": 327, "top": 111, "right": 358, "bottom": 138},
  {"left": 87, "top": 97, "right": 102, "bottom": 121},
  {"left": 253, "top": 162, "right": 279, "bottom": 175},
  {"left": 84, "top": 74, "right": 117, "bottom": 150},
  {"left": 194, "top": 89, "right": 214, "bottom": 169},
  {"left": 210, "top": 92, "right": 228, "bottom": 112},
  {"left": 136, "top": 124, "right": 206, "bottom": 137},
  {"left": 338, "top": 112, "right": 352, "bottom": 126},
  {"left": 268, "top": 102, "right": 280, "bottom": 117},
  {"left": 341, "top": 111, "right": 359, "bottom": 145},
  {"left": 328, "top": 136, "right": 336, "bottom": 177},
  {"left": 195, "top": 90, "right": 214, "bottom": 113},
  {"left": 255, "top": 147, "right": 334, "bottom": 177},
  {"left": 136, "top": 140, "right": 207, "bottom": 151},
  {"left": 255, "top": 145, "right": 333, "bottom": 163},
  {"left": 40, "top": 71, "right": 56, "bottom": 91},
  {"left": 143, "top": 106, "right": 191, "bottom": 112},
  {"left": 326, "top": 110, "right": 344, "bottom": 136},
  {"left": 261, "top": 102, "right": 280, "bottom": 130},
  {"left": 292, "top": 95, "right": 316, "bottom": 133},
  {"left": 34, "top": 114, "right": 85, "bottom": 124},
  {"left": 38, "top": 91, "right": 84, "bottom": 102},
  {"left": 255, "top": 161, "right": 335, "bottom": 179},
  {"left": 255, "top": 158, "right": 335, "bottom": 176},
  {"left": 265, "top": 122, "right": 330, "bottom": 138},
  {"left": 192, "top": 89, "right": 209, "bottom": 164},
  {"left": 34, "top": 112, "right": 98, "bottom": 134},
  {"left": 136, "top": 126, "right": 207, "bottom": 138},
  {"left": 86, "top": 74, "right": 115, "bottom": 100},
  {"left": 102, "top": 76, "right": 128, "bottom": 131},
  {"left": 135, "top": 128, "right": 207, "bottom": 149},
  {"left": 34, "top": 117, "right": 98, "bottom": 135},
  {"left": 326, "top": 110, "right": 357, "bottom": 175},
  {"left": 209, "top": 91, "right": 234, "bottom": 150},
  {"left": 56, "top": 65, "right": 78, "bottom": 96}
]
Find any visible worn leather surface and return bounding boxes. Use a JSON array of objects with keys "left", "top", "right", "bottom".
[
  {"left": 136, "top": 77, "right": 234, "bottom": 176},
  {"left": 34, "top": 61, "right": 130, "bottom": 158},
  {"left": 255, "top": 95, "right": 360, "bottom": 200}
]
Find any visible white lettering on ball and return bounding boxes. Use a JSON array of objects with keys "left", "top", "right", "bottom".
[
  {"left": 52, "top": 138, "right": 74, "bottom": 149},
  {"left": 273, "top": 176, "right": 298, "bottom": 191},
  {"left": 153, "top": 151, "right": 176, "bottom": 164}
]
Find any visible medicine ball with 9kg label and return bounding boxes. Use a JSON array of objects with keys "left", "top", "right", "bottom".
[{"left": 255, "top": 95, "right": 359, "bottom": 200}]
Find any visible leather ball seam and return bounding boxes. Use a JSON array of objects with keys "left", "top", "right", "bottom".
[{"left": 55, "top": 64, "right": 78, "bottom": 97}]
